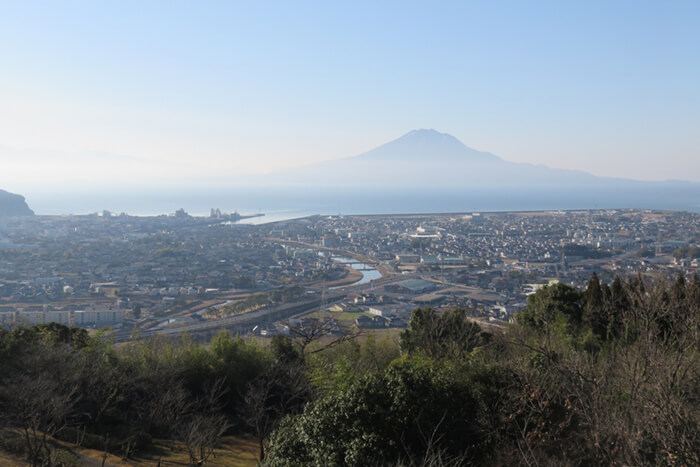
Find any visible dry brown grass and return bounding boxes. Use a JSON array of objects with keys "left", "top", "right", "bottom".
[
  {"left": 0, "top": 451, "right": 24, "bottom": 466},
  {"left": 49, "top": 436, "right": 259, "bottom": 467}
]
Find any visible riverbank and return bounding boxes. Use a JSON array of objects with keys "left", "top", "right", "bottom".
[{"left": 321, "top": 263, "right": 364, "bottom": 288}]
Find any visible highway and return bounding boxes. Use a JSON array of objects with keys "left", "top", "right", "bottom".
[{"left": 119, "top": 273, "right": 412, "bottom": 341}]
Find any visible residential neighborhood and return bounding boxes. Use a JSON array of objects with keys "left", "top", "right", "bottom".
[{"left": 1, "top": 208, "right": 699, "bottom": 340}]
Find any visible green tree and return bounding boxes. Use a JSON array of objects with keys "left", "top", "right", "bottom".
[
  {"left": 265, "top": 358, "right": 485, "bottom": 466},
  {"left": 399, "top": 307, "right": 486, "bottom": 360},
  {"left": 671, "top": 245, "right": 700, "bottom": 260},
  {"left": 637, "top": 246, "right": 655, "bottom": 258},
  {"left": 517, "top": 283, "right": 582, "bottom": 334},
  {"left": 582, "top": 273, "right": 607, "bottom": 345}
]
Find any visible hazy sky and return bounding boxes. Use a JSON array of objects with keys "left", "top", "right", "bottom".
[{"left": 1, "top": 0, "right": 699, "bottom": 192}]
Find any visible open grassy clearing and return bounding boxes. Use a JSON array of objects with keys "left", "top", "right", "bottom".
[{"left": 128, "top": 436, "right": 259, "bottom": 466}]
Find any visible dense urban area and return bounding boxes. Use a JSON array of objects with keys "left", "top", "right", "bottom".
[
  {"left": 1, "top": 208, "right": 699, "bottom": 466},
  {"left": 0, "top": 208, "right": 698, "bottom": 340}
]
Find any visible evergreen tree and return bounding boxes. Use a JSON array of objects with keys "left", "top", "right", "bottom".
[{"left": 583, "top": 273, "right": 607, "bottom": 341}]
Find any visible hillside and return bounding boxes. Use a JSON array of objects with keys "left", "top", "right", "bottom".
[
  {"left": 1, "top": 275, "right": 698, "bottom": 465},
  {"left": 0, "top": 189, "right": 34, "bottom": 217}
]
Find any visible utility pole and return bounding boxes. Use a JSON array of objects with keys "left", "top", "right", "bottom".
[{"left": 320, "top": 281, "right": 327, "bottom": 313}]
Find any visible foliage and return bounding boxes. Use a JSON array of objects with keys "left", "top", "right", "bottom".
[
  {"left": 307, "top": 334, "right": 401, "bottom": 394},
  {"left": 517, "top": 282, "right": 583, "bottom": 336},
  {"left": 399, "top": 307, "right": 487, "bottom": 359},
  {"left": 265, "top": 358, "right": 486, "bottom": 466},
  {"left": 671, "top": 244, "right": 700, "bottom": 259},
  {"left": 637, "top": 246, "right": 655, "bottom": 258},
  {"left": 0, "top": 326, "right": 270, "bottom": 465},
  {"left": 268, "top": 275, "right": 700, "bottom": 466},
  {"left": 221, "top": 286, "right": 305, "bottom": 316},
  {"left": 2, "top": 274, "right": 700, "bottom": 466}
]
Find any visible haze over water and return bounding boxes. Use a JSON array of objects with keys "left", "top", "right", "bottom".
[{"left": 27, "top": 186, "right": 700, "bottom": 219}]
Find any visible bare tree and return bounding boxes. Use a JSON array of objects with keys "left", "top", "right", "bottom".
[
  {"left": 0, "top": 345, "right": 82, "bottom": 466},
  {"left": 505, "top": 276, "right": 700, "bottom": 466},
  {"left": 242, "top": 360, "right": 310, "bottom": 462},
  {"left": 286, "top": 317, "right": 363, "bottom": 357},
  {"left": 178, "top": 379, "right": 231, "bottom": 466}
]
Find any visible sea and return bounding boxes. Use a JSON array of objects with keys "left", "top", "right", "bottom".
[{"left": 24, "top": 186, "right": 700, "bottom": 223}]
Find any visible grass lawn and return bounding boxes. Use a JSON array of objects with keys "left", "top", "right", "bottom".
[{"left": 333, "top": 311, "right": 372, "bottom": 321}]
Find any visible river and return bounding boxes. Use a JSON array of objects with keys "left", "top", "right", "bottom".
[{"left": 327, "top": 255, "right": 382, "bottom": 287}]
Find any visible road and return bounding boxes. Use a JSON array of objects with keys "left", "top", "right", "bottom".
[{"left": 122, "top": 272, "right": 413, "bottom": 341}]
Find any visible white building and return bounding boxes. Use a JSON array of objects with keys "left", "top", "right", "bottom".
[
  {"left": 2, "top": 308, "right": 124, "bottom": 328},
  {"left": 72, "top": 308, "right": 124, "bottom": 327}
]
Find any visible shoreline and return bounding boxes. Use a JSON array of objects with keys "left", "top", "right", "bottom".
[
  {"left": 18, "top": 207, "right": 695, "bottom": 224},
  {"left": 258, "top": 207, "right": 692, "bottom": 227}
]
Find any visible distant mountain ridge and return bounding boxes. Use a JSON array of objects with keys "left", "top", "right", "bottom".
[
  {"left": 353, "top": 129, "right": 500, "bottom": 163},
  {"left": 246, "top": 129, "right": 700, "bottom": 213},
  {"left": 13, "top": 130, "right": 700, "bottom": 216},
  {"left": 0, "top": 189, "right": 34, "bottom": 217},
  {"left": 264, "top": 129, "right": 635, "bottom": 189}
]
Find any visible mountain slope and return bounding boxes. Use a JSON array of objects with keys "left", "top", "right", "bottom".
[
  {"left": 265, "top": 129, "right": 635, "bottom": 189},
  {"left": 0, "top": 190, "right": 34, "bottom": 217},
  {"left": 352, "top": 129, "right": 500, "bottom": 163},
  {"left": 245, "top": 129, "right": 700, "bottom": 213}
]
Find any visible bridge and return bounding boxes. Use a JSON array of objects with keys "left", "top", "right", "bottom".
[{"left": 335, "top": 261, "right": 376, "bottom": 271}]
